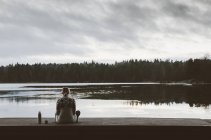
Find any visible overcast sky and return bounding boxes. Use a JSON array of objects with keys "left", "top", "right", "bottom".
[{"left": 0, "top": 0, "right": 211, "bottom": 65}]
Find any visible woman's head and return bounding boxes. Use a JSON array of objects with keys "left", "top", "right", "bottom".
[{"left": 62, "top": 87, "right": 70, "bottom": 96}]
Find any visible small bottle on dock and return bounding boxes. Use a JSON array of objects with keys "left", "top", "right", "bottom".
[{"left": 38, "top": 111, "right": 42, "bottom": 124}]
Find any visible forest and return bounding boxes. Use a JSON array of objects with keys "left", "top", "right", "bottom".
[{"left": 0, "top": 58, "right": 211, "bottom": 83}]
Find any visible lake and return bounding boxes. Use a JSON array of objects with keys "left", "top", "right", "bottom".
[{"left": 0, "top": 83, "right": 211, "bottom": 119}]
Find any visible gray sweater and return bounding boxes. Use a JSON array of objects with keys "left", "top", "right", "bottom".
[{"left": 56, "top": 96, "right": 76, "bottom": 123}]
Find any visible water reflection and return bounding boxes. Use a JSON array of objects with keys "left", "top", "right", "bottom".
[
  {"left": 82, "top": 84, "right": 211, "bottom": 107},
  {"left": 0, "top": 83, "right": 211, "bottom": 118},
  {"left": 1, "top": 84, "right": 211, "bottom": 107},
  {"left": 0, "top": 97, "right": 56, "bottom": 103}
]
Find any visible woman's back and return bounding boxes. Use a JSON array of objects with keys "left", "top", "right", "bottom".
[{"left": 56, "top": 96, "right": 76, "bottom": 123}]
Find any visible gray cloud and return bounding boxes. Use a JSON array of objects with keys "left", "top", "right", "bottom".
[
  {"left": 0, "top": 0, "right": 211, "bottom": 65},
  {"left": 160, "top": 0, "right": 211, "bottom": 36}
]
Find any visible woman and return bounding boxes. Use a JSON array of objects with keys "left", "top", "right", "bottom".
[{"left": 55, "top": 87, "right": 76, "bottom": 123}]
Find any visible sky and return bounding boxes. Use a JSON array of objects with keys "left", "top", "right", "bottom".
[{"left": 0, "top": 0, "right": 211, "bottom": 65}]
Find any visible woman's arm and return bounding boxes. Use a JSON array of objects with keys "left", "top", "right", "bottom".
[
  {"left": 73, "top": 99, "right": 76, "bottom": 115},
  {"left": 56, "top": 100, "right": 60, "bottom": 115}
]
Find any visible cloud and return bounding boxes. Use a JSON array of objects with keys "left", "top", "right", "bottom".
[
  {"left": 0, "top": 0, "right": 211, "bottom": 65},
  {"left": 158, "top": 0, "right": 211, "bottom": 36}
]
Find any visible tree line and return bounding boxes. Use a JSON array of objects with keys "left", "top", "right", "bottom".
[{"left": 0, "top": 58, "right": 211, "bottom": 83}]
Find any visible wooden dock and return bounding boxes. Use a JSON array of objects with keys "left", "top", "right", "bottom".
[
  {"left": 0, "top": 118, "right": 211, "bottom": 139},
  {"left": 0, "top": 117, "right": 211, "bottom": 126}
]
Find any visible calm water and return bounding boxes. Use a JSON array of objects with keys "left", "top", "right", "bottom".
[{"left": 0, "top": 83, "right": 211, "bottom": 119}]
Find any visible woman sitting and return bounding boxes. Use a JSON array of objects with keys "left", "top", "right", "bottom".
[{"left": 55, "top": 87, "right": 79, "bottom": 123}]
